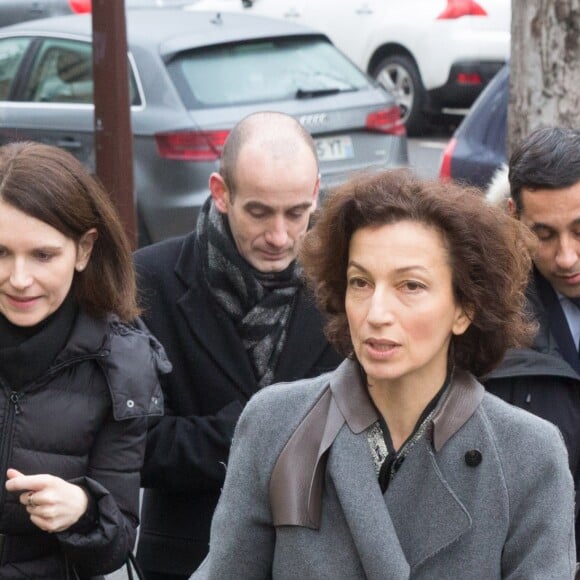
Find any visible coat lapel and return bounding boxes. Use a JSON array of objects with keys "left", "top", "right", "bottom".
[
  {"left": 174, "top": 237, "right": 257, "bottom": 399},
  {"left": 269, "top": 360, "right": 481, "bottom": 576},
  {"left": 173, "top": 235, "right": 333, "bottom": 395},
  {"left": 327, "top": 427, "right": 411, "bottom": 580},
  {"left": 329, "top": 424, "right": 472, "bottom": 576},
  {"left": 385, "top": 438, "right": 472, "bottom": 571},
  {"left": 534, "top": 268, "right": 580, "bottom": 374},
  {"left": 327, "top": 362, "right": 475, "bottom": 575},
  {"left": 274, "top": 290, "right": 332, "bottom": 382}
]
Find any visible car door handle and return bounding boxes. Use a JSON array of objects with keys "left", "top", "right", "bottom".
[
  {"left": 356, "top": 6, "right": 374, "bottom": 15},
  {"left": 56, "top": 138, "right": 82, "bottom": 150},
  {"left": 283, "top": 8, "right": 300, "bottom": 17}
]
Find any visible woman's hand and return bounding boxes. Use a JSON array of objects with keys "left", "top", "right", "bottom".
[{"left": 5, "top": 468, "right": 89, "bottom": 533}]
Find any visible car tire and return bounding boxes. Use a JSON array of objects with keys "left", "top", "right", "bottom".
[{"left": 373, "top": 54, "right": 425, "bottom": 136}]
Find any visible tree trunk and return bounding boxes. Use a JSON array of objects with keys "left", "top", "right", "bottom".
[{"left": 508, "top": 0, "right": 580, "bottom": 155}]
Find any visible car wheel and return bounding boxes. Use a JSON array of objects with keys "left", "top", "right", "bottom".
[{"left": 373, "top": 55, "right": 425, "bottom": 136}]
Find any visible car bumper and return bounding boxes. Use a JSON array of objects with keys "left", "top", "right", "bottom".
[{"left": 427, "top": 60, "right": 505, "bottom": 111}]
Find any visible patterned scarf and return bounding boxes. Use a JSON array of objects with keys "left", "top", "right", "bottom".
[{"left": 196, "top": 197, "right": 301, "bottom": 387}]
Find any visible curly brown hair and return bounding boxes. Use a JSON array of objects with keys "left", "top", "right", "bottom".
[
  {"left": 0, "top": 141, "right": 139, "bottom": 322},
  {"left": 300, "top": 169, "right": 536, "bottom": 377}
]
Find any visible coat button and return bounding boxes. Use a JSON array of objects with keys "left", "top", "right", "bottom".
[
  {"left": 126, "top": 399, "right": 135, "bottom": 408},
  {"left": 464, "top": 449, "right": 482, "bottom": 467}
]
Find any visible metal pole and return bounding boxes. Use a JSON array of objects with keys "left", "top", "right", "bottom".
[{"left": 92, "top": 0, "right": 136, "bottom": 248}]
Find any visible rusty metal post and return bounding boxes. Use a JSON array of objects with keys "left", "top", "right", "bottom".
[{"left": 92, "top": 0, "right": 136, "bottom": 248}]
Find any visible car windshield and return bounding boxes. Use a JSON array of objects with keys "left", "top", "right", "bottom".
[{"left": 166, "top": 36, "right": 370, "bottom": 108}]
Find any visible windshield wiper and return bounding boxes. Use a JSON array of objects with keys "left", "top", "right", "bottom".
[{"left": 295, "top": 87, "right": 355, "bottom": 99}]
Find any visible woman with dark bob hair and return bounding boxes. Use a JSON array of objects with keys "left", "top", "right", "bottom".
[
  {"left": 193, "top": 169, "right": 575, "bottom": 579},
  {"left": 0, "top": 142, "right": 170, "bottom": 578}
]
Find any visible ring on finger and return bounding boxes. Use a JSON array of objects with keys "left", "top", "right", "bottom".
[{"left": 27, "top": 492, "right": 37, "bottom": 508}]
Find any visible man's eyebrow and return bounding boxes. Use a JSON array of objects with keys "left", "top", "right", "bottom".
[
  {"left": 286, "top": 202, "right": 314, "bottom": 212},
  {"left": 530, "top": 222, "right": 556, "bottom": 232},
  {"left": 530, "top": 217, "right": 580, "bottom": 231},
  {"left": 243, "top": 201, "right": 313, "bottom": 212},
  {"left": 243, "top": 201, "right": 273, "bottom": 212}
]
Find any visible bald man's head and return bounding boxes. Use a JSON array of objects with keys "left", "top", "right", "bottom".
[
  {"left": 209, "top": 111, "right": 320, "bottom": 272},
  {"left": 219, "top": 112, "right": 318, "bottom": 196}
]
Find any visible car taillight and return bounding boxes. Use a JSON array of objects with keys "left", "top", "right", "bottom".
[
  {"left": 456, "top": 72, "right": 483, "bottom": 85},
  {"left": 439, "top": 137, "right": 457, "bottom": 180},
  {"left": 366, "top": 106, "right": 406, "bottom": 136},
  {"left": 69, "top": 0, "right": 92, "bottom": 13},
  {"left": 437, "top": 0, "right": 487, "bottom": 19},
  {"left": 155, "top": 130, "right": 230, "bottom": 161}
]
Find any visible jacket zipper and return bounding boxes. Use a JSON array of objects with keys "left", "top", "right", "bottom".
[
  {"left": 0, "top": 351, "right": 108, "bottom": 509},
  {"left": 0, "top": 387, "right": 23, "bottom": 508}
]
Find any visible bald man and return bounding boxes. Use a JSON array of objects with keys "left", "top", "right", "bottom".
[{"left": 134, "top": 112, "right": 342, "bottom": 579}]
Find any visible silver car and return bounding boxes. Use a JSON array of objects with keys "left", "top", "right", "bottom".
[
  {"left": 0, "top": 10, "right": 408, "bottom": 244},
  {"left": 0, "top": 0, "right": 195, "bottom": 27},
  {"left": 0, "top": 0, "right": 80, "bottom": 27}
]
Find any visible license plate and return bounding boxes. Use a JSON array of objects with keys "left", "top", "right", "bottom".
[{"left": 315, "top": 135, "right": 354, "bottom": 161}]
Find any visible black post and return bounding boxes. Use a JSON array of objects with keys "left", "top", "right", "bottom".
[{"left": 92, "top": 0, "right": 136, "bottom": 248}]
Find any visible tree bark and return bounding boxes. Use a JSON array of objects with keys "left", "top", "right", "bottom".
[{"left": 508, "top": 0, "right": 580, "bottom": 155}]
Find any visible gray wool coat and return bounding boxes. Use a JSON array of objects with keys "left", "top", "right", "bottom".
[{"left": 193, "top": 360, "right": 576, "bottom": 579}]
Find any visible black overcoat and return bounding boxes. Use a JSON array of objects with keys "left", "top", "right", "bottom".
[
  {"left": 483, "top": 270, "right": 580, "bottom": 555},
  {"left": 134, "top": 232, "right": 343, "bottom": 575}
]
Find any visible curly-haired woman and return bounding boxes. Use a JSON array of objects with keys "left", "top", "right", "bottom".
[{"left": 193, "top": 169, "right": 575, "bottom": 579}]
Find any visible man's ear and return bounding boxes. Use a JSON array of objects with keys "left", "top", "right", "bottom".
[
  {"left": 75, "top": 228, "right": 98, "bottom": 272},
  {"left": 312, "top": 174, "right": 321, "bottom": 211},
  {"left": 507, "top": 197, "right": 517, "bottom": 217},
  {"left": 209, "top": 172, "right": 230, "bottom": 214}
]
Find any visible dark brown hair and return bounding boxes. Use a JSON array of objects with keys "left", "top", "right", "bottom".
[
  {"left": 509, "top": 126, "right": 580, "bottom": 213},
  {"left": 301, "top": 169, "right": 536, "bottom": 377},
  {"left": 0, "top": 141, "right": 139, "bottom": 321}
]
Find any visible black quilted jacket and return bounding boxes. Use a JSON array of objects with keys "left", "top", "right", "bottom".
[{"left": 0, "top": 311, "right": 170, "bottom": 579}]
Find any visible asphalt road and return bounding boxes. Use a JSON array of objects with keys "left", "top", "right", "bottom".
[{"left": 407, "top": 127, "right": 453, "bottom": 180}]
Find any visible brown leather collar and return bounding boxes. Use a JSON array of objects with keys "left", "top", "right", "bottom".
[
  {"left": 431, "top": 369, "right": 484, "bottom": 452},
  {"left": 270, "top": 359, "right": 484, "bottom": 528}
]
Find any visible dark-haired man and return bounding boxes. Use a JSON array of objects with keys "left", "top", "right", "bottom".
[
  {"left": 484, "top": 126, "right": 580, "bottom": 556},
  {"left": 134, "top": 111, "right": 342, "bottom": 579}
]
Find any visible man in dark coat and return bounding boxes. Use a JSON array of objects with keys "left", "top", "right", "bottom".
[
  {"left": 134, "top": 112, "right": 343, "bottom": 579},
  {"left": 483, "top": 127, "right": 580, "bottom": 556}
]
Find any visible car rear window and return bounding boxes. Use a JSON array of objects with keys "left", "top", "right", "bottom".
[
  {"left": 459, "top": 65, "right": 508, "bottom": 149},
  {"left": 166, "top": 36, "right": 370, "bottom": 108}
]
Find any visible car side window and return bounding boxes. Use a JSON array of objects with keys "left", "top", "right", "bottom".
[
  {"left": 23, "top": 39, "right": 94, "bottom": 104},
  {"left": 0, "top": 37, "right": 31, "bottom": 101},
  {"left": 22, "top": 38, "right": 141, "bottom": 106}
]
